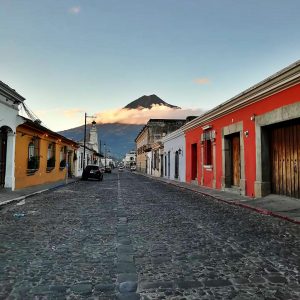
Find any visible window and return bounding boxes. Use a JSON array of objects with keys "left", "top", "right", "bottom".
[
  {"left": 28, "top": 138, "right": 40, "bottom": 170},
  {"left": 59, "top": 146, "right": 67, "bottom": 168},
  {"left": 202, "top": 129, "right": 215, "bottom": 166},
  {"left": 47, "top": 143, "right": 56, "bottom": 169}
]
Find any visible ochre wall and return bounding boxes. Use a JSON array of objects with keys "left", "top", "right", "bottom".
[
  {"left": 185, "top": 83, "right": 300, "bottom": 197},
  {"left": 15, "top": 125, "right": 75, "bottom": 189}
]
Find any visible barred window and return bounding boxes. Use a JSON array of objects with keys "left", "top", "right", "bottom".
[
  {"left": 28, "top": 138, "right": 40, "bottom": 170},
  {"left": 202, "top": 130, "right": 215, "bottom": 166},
  {"left": 47, "top": 143, "right": 56, "bottom": 168}
]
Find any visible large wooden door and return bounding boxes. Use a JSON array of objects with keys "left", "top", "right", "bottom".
[
  {"left": 0, "top": 129, "right": 7, "bottom": 188},
  {"left": 231, "top": 134, "right": 240, "bottom": 187},
  {"left": 271, "top": 120, "right": 300, "bottom": 198}
]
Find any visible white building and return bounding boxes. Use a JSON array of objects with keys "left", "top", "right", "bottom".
[
  {"left": 75, "top": 120, "right": 101, "bottom": 177},
  {"left": 0, "top": 81, "right": 25, "bottom": 190},
  {"left": 100, "top": 157, "right": 115, "bottom": 168},
  {"left": 123, "top": 150, "right": 136, "bottom": 168},
  {"left": 74, "top": 145, "right": 101, "bottom": 177},
  {"left": 85, "top": 121, "right": 99, "bottom": 152},
  {"left": 162, "top": 128, "right": 186, "bottom": 182}
]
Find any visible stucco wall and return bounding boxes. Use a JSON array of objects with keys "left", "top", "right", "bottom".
[
  {"left": 185, "top": 82, "right": 300, "bottom": 197},
  {"left": 163, "top": 133, "right": 186, "bottom": 182},
  {"left": 15, "top": 126, "right": 76, "bottom": 189}
]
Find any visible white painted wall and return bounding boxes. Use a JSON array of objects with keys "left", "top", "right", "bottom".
[
  {"left": 163, "top": 131, "right": 186, "bottom": 182},
  {"left": 0, "top": 99, "right": 25, "bottom": 190},
  {"left": 74, "top": 146, "right": 100, "bottom": 177}
]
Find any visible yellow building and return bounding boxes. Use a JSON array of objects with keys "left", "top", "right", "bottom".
[{"left": 15, "top": 118, "right": 78, "bottom": 190}]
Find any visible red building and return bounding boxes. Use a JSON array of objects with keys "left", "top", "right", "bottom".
[{"left": 183, "top": 60, "right": 300, "bottom": 199}]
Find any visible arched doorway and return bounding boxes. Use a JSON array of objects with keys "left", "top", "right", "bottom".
[{"left": 0, "top": 126, "right": 12, "bottom": 188}]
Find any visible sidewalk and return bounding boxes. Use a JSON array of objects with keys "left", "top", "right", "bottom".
[
  {"left": 136, "top": 172, "right": 300, "bottom": 225},
  {"left": 0, "top": 178, "right": 80, "bottom": 207}
]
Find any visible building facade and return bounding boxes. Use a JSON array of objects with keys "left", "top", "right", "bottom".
[
  {"left": 123, "top": 150, "right": 136, "bottom": 168},
  {"left": 184, "top": 60, "right": 300, "bottom": 199},
  {"left": 0, "top": 81, "right": 25, "bottom": 190},
  {"left": 15, "top": 118, "right": 78, "bottom": 189},
  {"left": 74, "top": 145, "right": 101, "bottom": 177},
  {"left": 162, "top": 128, "right": 186, "bottom": 182},
  {"left": 135, "top": 119, "right": 186, "bottom": 175}
]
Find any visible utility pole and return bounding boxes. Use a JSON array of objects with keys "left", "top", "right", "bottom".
[
  {"left": 104, "top": 143, "right": 106, "bottom": 169},
  {"left": 83, "top": 113, "right": 87, "bottom": 169}
]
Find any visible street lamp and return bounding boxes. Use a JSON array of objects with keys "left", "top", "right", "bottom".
[{"left": 83, "top": 112, "right": 96, "bottom": 169}]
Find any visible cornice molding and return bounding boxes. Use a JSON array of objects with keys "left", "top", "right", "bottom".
[
  {"left": 182, "top": 60, "right": 300, "bottom": 133},
  {"left": 162, "top": 128, "right": 184, "bottom": 143},
  {"left": 0, "top": 81, "right": 25, "bottom": 104}
]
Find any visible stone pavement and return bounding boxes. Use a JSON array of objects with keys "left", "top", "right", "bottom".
[
  {"left": 136, "top": 173, "right": 300, "bottom": 223},
  {"left": 0, "top": 177, "right": 79, "bottom": 207},
  {"left": 0, "top": 171, "right": 300, "bottom": 299}
]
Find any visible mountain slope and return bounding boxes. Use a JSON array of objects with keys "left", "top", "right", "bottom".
[
  {"left": 124, "top": 94, "right": 180, "bottom": 109},
  {"left": 59, "top": 123, "right": 144, "bottom": 159}
]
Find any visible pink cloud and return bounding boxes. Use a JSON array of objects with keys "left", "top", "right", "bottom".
[
  {"left": 94, "top": 105, "right": 204, "bottom": 124},
  {"left": 69, "top": 6, "right": 81, "bottom": 14},
  {"left": 194, "top": 78, "right": 210, "bottom": 85}
]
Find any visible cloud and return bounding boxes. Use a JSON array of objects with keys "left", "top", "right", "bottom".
[
  {"left": 63, "top": 108, "right": 84, "bottom": 118},
  {"left": 69, "top": 6, "right": 81, "bottom": 14},
  {"left": 194, "top": 78, "right": 210, "bottom": 85},
  {"left": 94, "top": 104, "right": 204, "bottom": 125},
  {"left": 33, "top": 105, "right": 205, "bottom": 132}
]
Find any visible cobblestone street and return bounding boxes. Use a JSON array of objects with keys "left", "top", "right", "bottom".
[{"left": 1, "top": 171, "right": 300, "bottom": 299}]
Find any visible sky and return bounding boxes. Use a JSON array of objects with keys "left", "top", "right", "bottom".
[{"left": 0, "top": 0, "right": 299, "bottom": 131}]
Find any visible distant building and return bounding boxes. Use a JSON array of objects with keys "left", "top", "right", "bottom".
[
  {"left": 123, "top": 150, "right": 136, "bottom": 168},
  {"left": 85, "top": 121, "right": 99, "bottom": 152},
  {"left": 74, "top": 145, "right": 101, "bottom": 177},
  {"left": 162, "top": 128, "right": 186, "bottom": 182},
  {"left": 135, "top": 119, "right": 186, "bottom": 175},
  {"left": 78, "top": 120, "right": 101, "bottom": 170}
]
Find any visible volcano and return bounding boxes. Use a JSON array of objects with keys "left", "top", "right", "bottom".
[{"left": 124, "top": 94, "right": 180, "bottom": 110}]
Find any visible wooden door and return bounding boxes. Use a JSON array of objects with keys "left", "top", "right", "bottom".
[
  {"left": 0, "top": 130, "right": 7, "bottom": 187},
  {"left": 271, "top": 121, "right": 300, "bottom": 198},
  {"left": 231, "top": 134, "right": 240, "bottom": 187},
  {"left": 174, "top": 151, "right": 179, "bottom": 179},
  {"left": 191, "top": 143, "right": 197, "bottom": 180}
]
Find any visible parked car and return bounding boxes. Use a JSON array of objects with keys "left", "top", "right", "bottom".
[
  {"left": 82, "top": 165, "right": 103, "bottom": 181},
  {"left": 118, "top": 166, "right": 124, "bottom": 172},
  {"left": 130, "top": 165, "right": 136, "bottom": 171},
  {"left": 105, "top": 166, "right": 112, "bottom": 173}
]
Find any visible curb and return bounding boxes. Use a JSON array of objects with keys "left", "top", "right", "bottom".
[
  {"left": 135, "top": 172, "right": 300, "bottom": 225},
  {"left": 0, "top": 179, "right": 80, "bottom": 208}
]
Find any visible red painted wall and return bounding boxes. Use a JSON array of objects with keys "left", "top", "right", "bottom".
[{"left": 185, "top": 83, "right": 300, "bottom": 197}]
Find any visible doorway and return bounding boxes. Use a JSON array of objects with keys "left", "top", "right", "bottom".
[
  {"left": 174, "top": 151, "right": 179, "bottom": 179},
  {"left": 0, "top": 127, "right": 8, "bottom": 188},
  {"left": 231, "top": 133, "right": 241, "bottom": 187},
  {"left": 270, "top": 119, "right": 300, "bottom": 198},
  {"left": 191, "top": 143, "right": 198, "bottom": 180}
]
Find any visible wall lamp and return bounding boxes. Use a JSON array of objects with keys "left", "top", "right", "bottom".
[{"left": 178, "top": 148, "right": 182, "bottom": 155}]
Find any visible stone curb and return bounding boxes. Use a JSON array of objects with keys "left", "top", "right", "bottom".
[
  {"left": 0, "top": 179, "right": 80, "bottom": 208},
  {"left": 135, "top": 172, "right": 300, "bottom": 225}
]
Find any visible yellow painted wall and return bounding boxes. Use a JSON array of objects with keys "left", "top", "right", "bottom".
[{"left": 15, "top": 125, "right": 76, "bottom": 190}]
